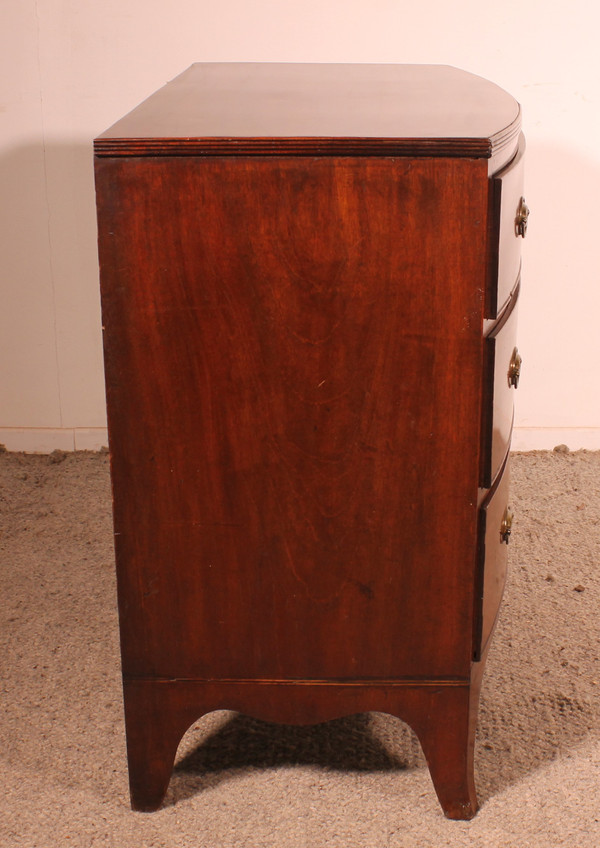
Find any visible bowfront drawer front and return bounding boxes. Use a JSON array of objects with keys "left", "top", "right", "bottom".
[
  {"left": 474, "top": 462, "right": 512, "bottom": 659},
  {"left": 486, "top": 134, "right": 526, "bottom": 319},
  {"left": 481, "top": 289, "right": 520, "bottom": 487}
]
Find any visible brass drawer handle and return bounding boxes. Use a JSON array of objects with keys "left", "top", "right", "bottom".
[
  {"left": 500, "top": 508, "right": 513, "bottom": 544},
  {"left": 508, "top": 347, "right": 522, "bottom": 388},
  {"left": 515, "top": 197, "right": 530, "bottom": 237}
]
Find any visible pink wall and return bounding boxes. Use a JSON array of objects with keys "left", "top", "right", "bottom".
[{"left": 1, "top": 0, "right": 598, "bottom": 450}]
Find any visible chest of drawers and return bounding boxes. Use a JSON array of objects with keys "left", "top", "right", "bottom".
[{"left": 94, "top": 64, "right": 525, "bottom": 819}]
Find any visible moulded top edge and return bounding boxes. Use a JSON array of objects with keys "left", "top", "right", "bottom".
[{"left": 94, "top": 63, "right": 521, "bottom": 159}]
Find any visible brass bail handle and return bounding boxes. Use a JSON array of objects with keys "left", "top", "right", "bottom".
[
  {"left": 500, "top": 508, "right": 513, "bottom": 544},
  {"left": 508, "top": 347, "right": 522, "bottom": 388},
  {"left": 516, "top": 197, "right": 530, "bottom": 237}
]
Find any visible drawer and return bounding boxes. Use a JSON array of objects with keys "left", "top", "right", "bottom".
[
  {"left": 480, "top": 289, "right": 520, "bottom": 487},
  {"left": 486, "top": 134, "right": 527, "bottom": 319},
  {"left": 474, "top": 461, "right": 511, "bottom": 659}
]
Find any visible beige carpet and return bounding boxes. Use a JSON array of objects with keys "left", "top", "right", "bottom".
[{"left": 1, "top": 449, "right": 599, "bottom": 847}]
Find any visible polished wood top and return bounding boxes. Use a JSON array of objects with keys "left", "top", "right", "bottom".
[{"left": 95, "top": 63, "right": 520, "bottom": 161}]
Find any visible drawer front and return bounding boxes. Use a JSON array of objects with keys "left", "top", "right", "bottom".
[
  {"left": 474, "top": 462, "right": 511, "bottom": 659},
  {"left": 481, "top": 290, "right": 520, "bottom": 487},
  {"left": 486, "top": 134, "right": 526, "bottom": 318}
]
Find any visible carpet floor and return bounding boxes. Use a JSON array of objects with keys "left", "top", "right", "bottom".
[{"left": 1, "top": 449, "right": 599, "bottom": 847}]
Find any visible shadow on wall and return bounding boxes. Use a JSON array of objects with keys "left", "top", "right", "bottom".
[
  {"left": 0, "top": 139, "right": 106, "bottom": 433},
  {"left": 2, "top": 135, "right": 600, "bottom": 438},
  {"left": 2, "top": 135, "right": 600, "bottom": 437}
]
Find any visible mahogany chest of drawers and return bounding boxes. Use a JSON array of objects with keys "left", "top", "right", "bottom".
[{"left": 94, "top": 63, "right": 526, "bottom": 819}]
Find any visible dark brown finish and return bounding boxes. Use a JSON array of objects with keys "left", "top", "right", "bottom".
[
  {"left": 122, "top": 670, "right": 488, "bottom": 819},
  {"left": 94, "top": 64, "right": 524, "bottom": 820},
  {"left": 94, "top": 63, "right": 520, "bottom": 171},
  {"left": 486, "top": 136, "right": 526, "bottom": 318},
  {"left": 474, "top": 459, "right": 512, "bottom": 657},
  {"left": 97, "top": 154, "right": 488, "bottom": 683},
  {"left": 481, "top": 284, "right": 521, "bottom": 488}
]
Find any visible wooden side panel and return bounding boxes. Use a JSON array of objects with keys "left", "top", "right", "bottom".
[{"left": 95, "top": 155, "right": 489, "bottom": 682}]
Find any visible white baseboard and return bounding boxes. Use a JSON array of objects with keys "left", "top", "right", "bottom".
[
  {"left": 1, "top": 426, "right": 599, "bottom": 454},
  {"left": 512, "top": 427, "right": 600, "bottom": 451},
  {"left": 0, "top": 427, "right": 109, "bottom": 453}
]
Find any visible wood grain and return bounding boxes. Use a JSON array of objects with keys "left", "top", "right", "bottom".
[
  {"left": 94, "top": 63, "right": 520, "bottom": 169},
  {"left": 122, "top": 669, "right": 487, "bottom": 818},
  {"left": 96, "top": 155, "right": 490, "bottom": 683},
  {"left": 94, "top": 63, "right": 524, "bottom": 818}
]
